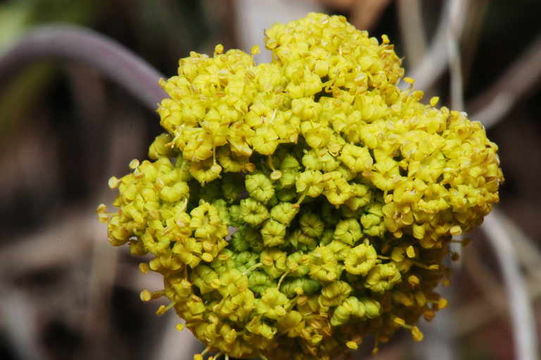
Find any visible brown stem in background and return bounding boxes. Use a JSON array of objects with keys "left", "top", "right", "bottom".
[
  {"left": 406, "top": 0, "right": 468, "bottom": 91},
  {"left": 0, "top": 25, "right": 165, "bottom": 111},
  {"left": 481, "top": 210, "right": 539, "bottom": 360},
  {"left": 397, "top": 0, "right": 427, "bottom": 69},
  {"left": 460, "top": 0, "right": 490, "bottom": 87},
  {"left": 350, "top": 0, "right": 392, "bottom": 31},
  {"left": 470, "top": 35, "right": 541, "bottom": 128}
]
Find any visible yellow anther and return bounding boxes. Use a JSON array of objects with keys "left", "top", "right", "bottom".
[
  {"left": 406, "top": 246, "right": 416, "bottom": 258},
  {"left": 411, "top": 326, "right": 424, "bottom": 341},
  {"left": 393, "top": 317, "right": 406, "bottom": 327},
  {"left": 140, "top": 289, "right": 152, "bottom": 302},
  {"left": 450, "top": 225, "right": 462, "bottom": 236},
  {"left": 437, "top": 297, "right": 448, "bottom": 310},
  {"left": 404, "top": 77, "right": 415, "bottom": 84},
  {"left": 108, "top": 176, "right": 120, "bottom": 189},
  {"left": 408, "top": 275, "right": 420, "bottom": 287},
  {"left": 138, "top": 263, "right": 150, "bottom": 274},
  {"left": 270, "top": 170, "right": 282, "bottom": 180},
  {"left": 128, "top": 159, "right": 140, "bottom": 169},
  {"left": 140, "top": 289, "right": 164, "bottom": 302},
  {"left": 215, "top": 44, "right": 224, "bottom": 54}
]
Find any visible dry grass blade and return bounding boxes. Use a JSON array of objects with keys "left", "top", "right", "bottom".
[
  {"left": 79, "top": 235, "right": 119, "bottom": 360},
  {"left": 0, "top": 25, "right": 165, "bottom": 110},
  {"left": 481, "top": 210, "right": 540, "bottom": 360},
  {"left": 406, "top": 0, "right": 468, "bottom": 91},
  {"left": 455, "top": 264, "right": 541, "bottom": 337},
  {"left": 455, "top": 211, "right": 541, "bottom": 337},
  {"left": 397, "top": 0, "right": 427, "bottom": 69},
  {"left": 470, "top": 35, "right": 541, "bottom": 128},
  {"left": 0, "top": 210, "right": 97, "bottom": 277},
  {"left": 447, "top": 0, "right": 465, "bottom": 111},
  {"left": 0, "top": 289, "right": 47, "bottom": 360},
  {"left": 350, "top": 0, "right": 392, "bottom": 31}
]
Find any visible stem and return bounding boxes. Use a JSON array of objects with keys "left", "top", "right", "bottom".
[{"left": 0, "top": 25, "right": 166, "bottom": 111}]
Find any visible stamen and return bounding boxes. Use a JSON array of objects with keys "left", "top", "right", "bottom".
[
  {"left": 155, "top": 302, "right": 175, "bottom": 316},
  {"left": 140, "top": 289, "right": 165, "bottom": 302}
]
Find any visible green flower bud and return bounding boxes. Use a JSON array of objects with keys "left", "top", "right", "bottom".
[
  {"left": 365, "top": 263, "right": 401, "bottom": 293},
  {"left": 319, "top": 281, "right": 352, "bottom": 307},
  {"left": 257, "top": 288, "right": 289, "bottom": 319},
  {"left": 289, "top": 230, "right": 317, "bottom": 251},
  {"left": 296, "top": 170, "right": 324, "bottom": 198},
  {"left": 299, "top": 213, "right": 325, "bottom": 238},
  {"left": 230, "top": 227, "right": 250, "bottom": 252},
  {"left": 232, "top": 251, "right": 258, "bottom": 272},
  {"left": 261, "top": 219, "right": 287, "bottom": 247},
  {"left": 270, "top": 202, "right": 299, "bottom": 225},
  {"left": 330, "top": 297, "right": 381, "bottom": 326},
  {"left": 248, "top": 270, "right": 274, "bottom": 295},
  {"left": 279, "top": 154, "right": 301, "bottom": 188},
  {"left": 246, "top": 172, "right": 275, "bottom": 203},
  {"left": 228, "top": 205, "right": 243, "bottom": 227},
  {"left": 361, "top": 203, "right": 385, "bottom": 237},
  {"left": 344, "top": 243, "right": 377, "bottom": 276},
  {"left": 334, "top": 219, "right": 362, "bottom": 245},
  {"left": 286, "top": 252, "right": 310, "bottom": 277},
  {"left": 240, "top": 198, "right": 269, "bottom": 226},
  {"left": 309, "top": 246, "right": 342, "bottom": 282},
  {"left": 261, "top": 249, "right": 287, "bottom": 278},
  {"left": 281, "top": 278, "right": 322, "bottom": 297},
  {"left": 320, "top": 229, "right": 334, "bottom": 246}
]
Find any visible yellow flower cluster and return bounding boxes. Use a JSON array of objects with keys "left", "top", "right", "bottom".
[{"left": 98, "top": 13, "right": 503, "bottom": 360}]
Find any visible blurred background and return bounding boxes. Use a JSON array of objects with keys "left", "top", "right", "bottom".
[{"left": 0, "top": 0, "right": 540, "bottom": 359}]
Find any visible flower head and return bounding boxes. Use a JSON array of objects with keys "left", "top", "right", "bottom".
[{"left": 98, "top": 13, "right": 503, "bottom": 360}]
